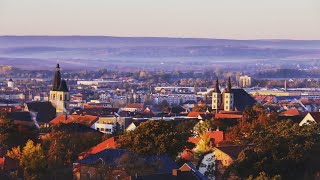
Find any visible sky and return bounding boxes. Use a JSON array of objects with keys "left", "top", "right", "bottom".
[{"left": 0, "top": 0, "right": 320, "bottom": 40}]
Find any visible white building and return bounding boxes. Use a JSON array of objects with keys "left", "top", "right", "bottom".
[
  {"left": 238, "top": 75, "right": 252, "bottom": 88},
  {"left": 7, "top": 78, "right": 14, "bottom": 89},
  {"left": 153, "top": 94, "right": 197, "bottom": 105}
]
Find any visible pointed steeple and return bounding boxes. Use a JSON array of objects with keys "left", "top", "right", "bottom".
[
  {"left": 214, "top": 79, "right": 221, "bottom": 93},
  {"left": 227, "top": 77, "right": 232, "bottom": 92},
  {"left": 52, "top": 64, "right": 61, "bottom": 91},
  {"left": 58, "top": 79, "right": 69, "bottom": 92}
]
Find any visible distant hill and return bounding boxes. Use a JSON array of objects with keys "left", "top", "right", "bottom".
[{"left": 0, "top": 36, "right": 319, "bottom": 71}]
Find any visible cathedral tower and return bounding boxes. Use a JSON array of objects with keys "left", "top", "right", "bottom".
[
  {"left": 224, "top": 77, "right": 234, "bottom": 111},
  {"left": 49, "top": 64, "right": 70, "bottom": 116},
  {"left": 212, "top": 79, "right": 221, "bottom": 112}
]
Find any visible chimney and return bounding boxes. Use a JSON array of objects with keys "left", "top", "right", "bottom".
[{"left": 172, "top": 169, "right": 180, "bottom": 176}]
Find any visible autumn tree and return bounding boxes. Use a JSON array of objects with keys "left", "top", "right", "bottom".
[
  {"left": 7, "top": 140, "right": 47, "bottom": 180},
  {"left": 228, "top": 121, "right": 320, "bottom": 179},
  {"left": 195, "top": 133, "right": 213, "bottom": 154},
  {"left": 117, "top": 120, "right": 194, "bottom": 157},
  {"left": 42, "top": 125, "right": 103, "bottom": 179},
  {"left": 226, "top": 104, "right": 278, "bottom": 144}
]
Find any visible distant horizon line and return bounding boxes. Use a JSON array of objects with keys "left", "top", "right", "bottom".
[{"left": 0, "top": 35, "right": 320, "bottom": 41}]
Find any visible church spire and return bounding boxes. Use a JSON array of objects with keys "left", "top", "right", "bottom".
[
  {"left": 52, "top": 64, "right": 61, "bottom": 91},
  {"left": 227, "top": 77, "right": 232, "bottom": 92},
  {"left": 214, "top": 79, "right": 221, "bottom": 93}
]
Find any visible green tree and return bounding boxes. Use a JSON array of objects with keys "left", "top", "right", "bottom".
[
  {"left": 117, "top": 120, "right": 194, "bottom": 157},
  {"left": 193, "top": 120, "right": 214, "bottom": 137}
]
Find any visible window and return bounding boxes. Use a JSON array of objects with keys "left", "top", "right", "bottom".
[
  {"left": 226, "top": 95, "right": 228, "bottom": 98},
  {"left": 100, "top": 128, "right": 105, "bottom": 131},
  {"left": 226, "top": 106, "right": 228, "bottom": 109},
  {"left": 60, "top": 95, "right": 62, "bottom": 100},
  {"left": 226, "top": 101, "right": 228, "bottom": 103},
  {"left": 213, "top": 100, "right": 216, "bottom": 103},
  {"left": 97, "top": 128, "right": 100, "bottom": 131},
  {"left": 53, "top": 94, "right": 56, "bottom": 99}
]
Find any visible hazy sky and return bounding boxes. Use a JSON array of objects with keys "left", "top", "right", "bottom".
[{"left": 0, "top": 0, "right": 320, "bottom": 39}]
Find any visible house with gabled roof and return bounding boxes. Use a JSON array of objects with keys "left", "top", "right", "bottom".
[
  {"left": 299, "top": 112, "right": 320, "bottom": 126},
  {"left": 122, "top": 103, "right": 144, "bottom": 112},
  {"left": 125, "top": 120, "right": 148, "bottom": 131}
]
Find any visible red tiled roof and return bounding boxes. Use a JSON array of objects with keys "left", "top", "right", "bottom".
[
  {"left": 188, "top": 130, "right": 224, "bottom": 145},
  {"left": 181, "top": 149, "right": 194, "bottom": 161},
  {"left": 187, "top": 112, "right": 204, "bottom": 118},
  {"left": 50, "top": 114, "right": 99, "bottom": 127},
  {"left": 215, "top": 112, "right": 242, "bottom": 119},
  {"left": 309, "top": 112, "right": 320, "bottom": 123},
  {"left": 141, "top": 107, "right": 155, "bottom": 115},
  {"left": 207, "top": 130, "right": 224, "bottom": 144},
  {"left": 125, "top": 103, "right": 144, "bottom": 109},
  {"left": 78, "top": 137, "right": 116, "bottom": 160},
  {"left": 281, "top": 109, "right": 302, "bottom": 116},
  {"left": 0, "top": 158, "right": 4, "bottom": 168},
  {"left": 188, "top": 137, "right": 200, "bottom": 144}
]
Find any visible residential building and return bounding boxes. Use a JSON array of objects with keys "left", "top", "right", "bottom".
[{"left": 299, "top": 112, "right": 320, "bottom": 126}]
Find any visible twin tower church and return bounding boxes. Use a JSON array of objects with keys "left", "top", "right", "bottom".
[
  {"left": 49, "top": 64, "right": 70, "bottom": 116},
  {"left": 212, "top": 78, "right": 256, "bottom": 112}
]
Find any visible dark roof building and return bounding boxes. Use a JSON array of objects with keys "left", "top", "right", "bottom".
[
  {"left": 220, "top": 89, "right": 256, "bottom": 112},
  {"left": 25, "top": 101, "right": 56, "bottom": 123}
]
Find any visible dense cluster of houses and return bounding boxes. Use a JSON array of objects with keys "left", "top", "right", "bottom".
[{"left": 3, "top": 64, "right": 320, "bottom": 179}]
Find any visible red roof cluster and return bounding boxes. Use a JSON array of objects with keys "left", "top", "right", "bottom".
[
  {"left": 50, "top": 114, "right": 99, "bottom": 127},
  {"left": 78, "top": 137, "right": 116, "bottom": 160},
  {"left": 187, "top": 112, "right": 205, "bottom": 118},
  {"left": 125, "top": 103, "right": 144, "bottom": 109},
  {"left": 281, "top": 108, "right": 302, "bottom": 116},
  {"left": 215, "top": 112, "right": 242, "bottom": 119},
  {"left": 188, "top": 130, "right": 224, "bottom": 145}
]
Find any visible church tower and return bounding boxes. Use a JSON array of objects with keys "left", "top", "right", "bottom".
[
  {"left": 49, "top": 64, "right": 70, "bottom": 116},
  {"left": 212, "top": 79, "right": 221, "bottom": 112},
  {"left": 224, "top": 77, "right": 234, "bottom": 111}
]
